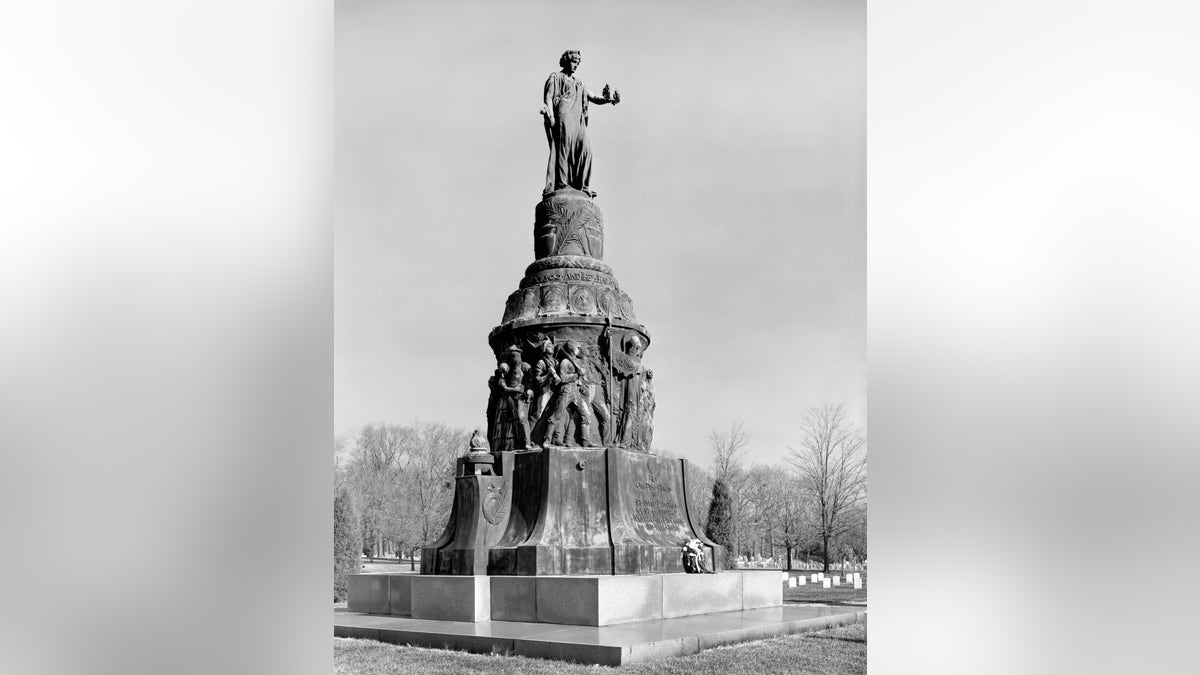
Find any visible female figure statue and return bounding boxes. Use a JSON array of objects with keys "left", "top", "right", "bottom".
[
  {"left": 542, "top": 50, "right": 620, "bottom": 197},
  {"left": 488, "top": 347, "right": 532, "bottom": 452}
]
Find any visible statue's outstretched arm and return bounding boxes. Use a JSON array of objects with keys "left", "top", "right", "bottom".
[{"left": 587, "top": 84, "right": 620, "bottom": 106}]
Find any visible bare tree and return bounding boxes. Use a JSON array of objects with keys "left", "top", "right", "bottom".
[
  {"left": 739, "top": 464, "right": 777, "bottom": 560},
  {"left": 788, "top": 404, "right": 867, "bottom": 573},
  {"left": 334, "top": 432, "right": 354, "bottom": 493},
  {"left": 707, "top": 422, "right": 751, "bottom": 558},
  {"left": 838, "top": 507, "right": 867, "bottom": 564},
  {"left": 709, "top": 422, "right": 750, "bottom": 484},
  {"left": 760, "top": 469, "right": 812, "bottom": 569},
  {"left": 347, "top": 423, "right": 413, "bottom": 558},
  {"left": 683, "top": 460, "right": 713, "bottom": 533},
  {"left": 397, "top": 422, "right": 465, "bottom": 569},
  {"left": 336, "top": 421, "right": 467, "bottom": 567}
]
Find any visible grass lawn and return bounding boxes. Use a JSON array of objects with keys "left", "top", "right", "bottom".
[{"left": 334, "top": 623, "right": 865, "bottom": 674}]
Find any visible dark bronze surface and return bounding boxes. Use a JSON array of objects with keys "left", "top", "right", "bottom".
[{"left": 424, "top": 447, "right": 722, "bottom": 575}]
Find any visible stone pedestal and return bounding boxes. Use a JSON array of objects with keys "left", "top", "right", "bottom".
[
  {"left": 347, "top": 570, "right": 784, "bottom": 627},
  {"left": 423, "top": 446, "right": 723, "bottom": 576},
  {"left": 421, "top": 452, "right": 515, "bottom": 576}
]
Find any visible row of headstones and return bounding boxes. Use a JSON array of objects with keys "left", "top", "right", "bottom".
[
  {"left": 782, "top": 571, "right": 864, "bottom": 590},
  {"left": 734, "top": 557, "right": 859, "bottom": 566},
  {"left": 737, "top": 560, "right": 777, "bottom": 568}
]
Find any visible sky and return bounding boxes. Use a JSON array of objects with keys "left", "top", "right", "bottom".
[{"left": 335, "top": 0, "right": 865, "bottom": 469}]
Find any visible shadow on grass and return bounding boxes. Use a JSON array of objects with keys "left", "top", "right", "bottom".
[{"left": 787, "top": 600, "right": 867, "bottom": 607}]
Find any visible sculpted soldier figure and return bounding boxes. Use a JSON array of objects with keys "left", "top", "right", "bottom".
[
  {"left": 485, "top": 361, "right": 507, "bottom": 446},
  {"left": 542, "top": 50, "right": 620, "bottom": 197},
  {"left": 581, "top": 355, "right": 612, "bottom": 446},
  {"left": 545, "top": 340, "right": 596, "bottom": 447},
  {"left": 527, "top": 335, "right": 558, "bottom": 427},
  {"left": 488, "top": 346, "right": 532, "bottom": 452}
]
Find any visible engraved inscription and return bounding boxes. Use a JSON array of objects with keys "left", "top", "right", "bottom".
[
  {"left": 530, "top": 269, "right": 613, "bottom": 285},
  {"left": 632, "top": 480, "right": 679, "bottom": 530}
]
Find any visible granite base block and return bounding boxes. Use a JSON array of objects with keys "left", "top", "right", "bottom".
[
  {"left": 387, "top": 575, "right": 413, "bottom": 616},
  {"left": 535, "top": 575, "right": 663, "bottom": 626},
  {"left": 346, "top": 575, "right": 389, "bottom": 614},
  {"left": 662, "top": 572, "right": 742, "bottom": 618},
  {"left": 410, "top": 576, "right": 490, "bottom": 622},
  {"left": 741, "top": 569, "right": 784, "bottom": 610},
  {"left": 491, "top": 576, "right": 537, "bottom": 622}
]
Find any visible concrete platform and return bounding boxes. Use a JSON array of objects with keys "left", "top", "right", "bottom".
[{"left": 334, "top": 604, "right": 866, "bottom": 666}]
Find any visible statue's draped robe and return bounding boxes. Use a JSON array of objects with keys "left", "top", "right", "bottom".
[
  {"left": 544, "top": 71, "right": 592, "bottom": 195},
  {"left": 611, "top": 349, "right": 643, "bottom": 447}
]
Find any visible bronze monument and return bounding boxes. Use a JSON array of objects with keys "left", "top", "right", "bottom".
[{"left": 422, "top": 51, "right": 722, "bottom": 576}]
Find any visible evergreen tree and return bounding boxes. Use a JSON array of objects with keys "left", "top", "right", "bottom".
[
  {"left": 704, "top": 479, "right": 734, "bottom": 552},
  {"left": 334, "top": 488, "right": 363, "bottom": 602}
]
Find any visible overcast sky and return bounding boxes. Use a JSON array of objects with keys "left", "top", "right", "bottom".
[{"left": 335, "top": 0, "right": 865, "bottom": 468}]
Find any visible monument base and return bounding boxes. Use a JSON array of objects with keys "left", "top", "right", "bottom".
[
  {"left": 423, "top": 446, "right": 726, "bottom": 576},
  {"left": 334, "top": 604, "right": 866, "bottom": 666},
  {"left": 348, "top": 570, "right": 782, "bottom": 626}
]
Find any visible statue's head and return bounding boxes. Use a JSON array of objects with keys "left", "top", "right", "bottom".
[
  {"left": 505, "top": 345, "right": 523, "bottom": 364},
  {"left": 623, "top": 334, "right": 644, "bottom": 357},
  {"left": 559, "top": 50, "right": 581, "bottom": 70}
]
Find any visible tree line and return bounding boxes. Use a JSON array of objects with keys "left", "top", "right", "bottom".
[
  {"left": 695, "top": 404, "right": 867, "bottom": 572},
  {"left": 334, "top": 421, "right": 465, "bottom": 568}
]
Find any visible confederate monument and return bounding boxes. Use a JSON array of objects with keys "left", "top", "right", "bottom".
[
  {"left": 340, "top": 50, "right": 848, "bottom": 660},
  {"left": 421, "top": 50, "right": 721, "bottom": 577}
]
